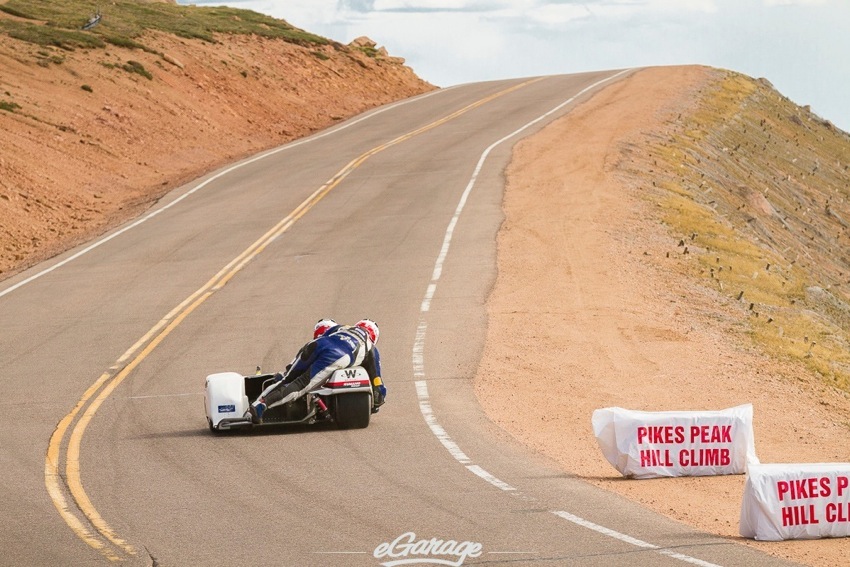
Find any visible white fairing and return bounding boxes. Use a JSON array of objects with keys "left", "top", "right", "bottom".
[
  {"left": 205, "top": 371, "right": 248, "bottom": 428},
  {"left": 315, "top": 366, "right": 373, "bottom": 396},
  {"left": 327, "top": 366, "right": 370, "bottom": 387}
]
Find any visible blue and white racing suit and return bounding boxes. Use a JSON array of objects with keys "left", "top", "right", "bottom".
[{"left": 257, "top": 324, "right": 383, "bottom": 410}]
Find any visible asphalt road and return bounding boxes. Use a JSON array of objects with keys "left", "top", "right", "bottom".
[{"left": 0, "top": 71, "right": 802, "bottom": 566}]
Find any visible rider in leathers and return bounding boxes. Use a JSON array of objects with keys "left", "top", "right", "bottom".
[{"left": 246, "top": 319, "right": 383, "bottom": 423}]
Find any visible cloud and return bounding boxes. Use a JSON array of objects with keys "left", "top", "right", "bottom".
[
  {"left": 763, "top": 0, "right": 830, "bottom": 5},
  {"left": 176, "top": 0, "right": 850, "bottom": 131},
  {"left": 346, "top": 0, "right": 721, "bottom": 14},
  {"left": 358, "top": 1, "right": 523, "bottom": 12},
  {"left": 338, "top": 0, "right": 376, "bottom": 11}
]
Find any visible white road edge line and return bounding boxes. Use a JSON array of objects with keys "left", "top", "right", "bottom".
[
  {"left": 0, "top": 88, "right": 450, "bottom": 300},
  {"left": 466, "top": 464, "right": 516, "bottom": 491},
  {"left": 552, "top": 512, "right": 723, "bottom": 567},
  {"left": 411, "top": 69, "right": 726, "bottom": 567},
  {"left": 413, "top": 69, "right": 631, "bottom": 486},
  {"left": 415, "top": 381, "right": 471, "bottom": 464}
]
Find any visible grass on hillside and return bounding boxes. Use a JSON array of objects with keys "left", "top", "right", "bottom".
[
  {"left": 0, "top": 0, "right": 329, "bottom": 50},
  {"left": 640, "top": 70, "right": 850, "bottom": 393}
]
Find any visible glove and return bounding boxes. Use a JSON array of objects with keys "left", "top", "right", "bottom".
[
  {"left": 372, "top": 376, "right": 386, "bottom": 399},
  {"left": 372, "top": 376, "right": 387, "bottom": 410},
  {"left": 272, "top": 372, "right": 284, "bottom": 383}
]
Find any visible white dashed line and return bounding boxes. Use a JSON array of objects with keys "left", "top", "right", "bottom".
[{"left": 411, "top": 69, "right": 726, "bottom": 567}]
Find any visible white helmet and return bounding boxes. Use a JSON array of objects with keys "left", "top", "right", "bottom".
[
  {"left": 355, "top": 319, "right": 379, "bottom": 344},
  {"left": 314, "top": 318, "right": 337, "bottom": 339}
]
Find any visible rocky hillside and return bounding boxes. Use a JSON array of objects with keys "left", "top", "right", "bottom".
[
  {"left": 0, "top": 0, "right": 434, "bottom": 279},
  {"left": 619, "top": 69, "right": 850, "bottom": 395}
]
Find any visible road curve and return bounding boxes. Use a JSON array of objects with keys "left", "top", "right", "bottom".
[{"left": 0, "top": 71, "right": 801, "bottom": 566}]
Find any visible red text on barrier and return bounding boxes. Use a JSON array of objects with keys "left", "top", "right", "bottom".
[
  {"left": 782, "top": 504, "right": 819, "bottom": 527},
  {"left": 636, "top": 425, "right": 685, "bottom": 444},
  {"left": 640, "top": 449, "right": 673, "bottom": 467},
  {"left": 825, "top": 502, "right": 850, "bottom": 522},
  {"left": 679, "top": 448, "right": 730, "bottom": 467},
  {"left": 777, "top": 477, "right": 831, "bottom": 501},
  {"left": 689, "top": 425, "right": 732, "bottom": 443},
  {"left": 639, "top": 448, "right": 731, "bottom": 468}
]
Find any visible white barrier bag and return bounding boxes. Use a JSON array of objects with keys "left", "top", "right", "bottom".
[
  {"left": 591, "top": 404, "right": 758, "bottom": 479},
  {"left": 740, "top": 463, "right": 850, "bottom": 541}
]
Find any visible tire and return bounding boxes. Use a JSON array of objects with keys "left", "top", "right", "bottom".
[{"left": 333, "top": 392, "right": 371, "bottom": 429}]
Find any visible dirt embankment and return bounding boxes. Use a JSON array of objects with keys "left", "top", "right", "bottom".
[
  {"left": 0, "top": 20, "right": 434, "bottom": 280},
  {"left": 476, "top": 65, "right": 850, "bottom": 567}
]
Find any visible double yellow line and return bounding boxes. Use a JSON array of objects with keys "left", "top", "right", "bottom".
[{"left": 44, "top": 77, "right": 542, "bottom": 560}]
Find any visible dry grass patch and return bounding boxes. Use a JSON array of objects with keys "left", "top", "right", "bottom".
[{"left": 625, "top": 69, "right": 850, "bottom": 392}]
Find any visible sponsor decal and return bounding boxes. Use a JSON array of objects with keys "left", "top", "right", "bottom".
[
  {"left": 374, "top": 532, "right": 482, "bottom": 567},
  {"left": 329, "top": 380, "right": 370, "bottom": 388},
  {"left": 217, "top": 404, "right": 236, "bottom": 413}
]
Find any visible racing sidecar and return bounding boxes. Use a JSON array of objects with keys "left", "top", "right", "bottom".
[{"left": 204, "top": 366, "right": 374, "bottom": 432}]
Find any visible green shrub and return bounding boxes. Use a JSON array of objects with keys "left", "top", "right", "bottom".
[
  {"left": 2, "top": 21, "right": 104, "bottom": 50},
  {"left": 104, "top": 35, "right": 143, "bottom": 50},
  {"left": 122, "top": 60, "right": 152, "bottom": 80},
  {"left": 0, "top": 100, "right": 22, "bottom": 112},
  {"left": 357, "top": 46, "right": 378, "bottom": 58},
  {"left": 0, "top": 0, "right": 330, "bottom": 51},
  {"left": 0, "top": 5, "right": 31, "bottom": 19}
]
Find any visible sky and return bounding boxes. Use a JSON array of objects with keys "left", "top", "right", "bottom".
[{"left": 178, "top": 1, "right": 850, "bottom": 132}]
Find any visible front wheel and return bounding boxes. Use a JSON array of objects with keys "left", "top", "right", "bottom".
[{"left": 333, "top": 392, "right": 371, "bottom": 429}]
